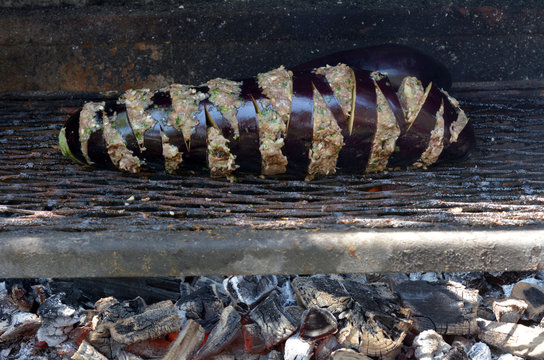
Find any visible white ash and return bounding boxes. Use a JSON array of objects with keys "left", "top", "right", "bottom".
[
  {"left": 413, "top": 330, "right": 451, "bottom": 360},
  {"left": 283, "top": 333, "right": 314, "bottom": 360},
  {"left": 36, "top": 294, "right": 83, "bottom": 347}
]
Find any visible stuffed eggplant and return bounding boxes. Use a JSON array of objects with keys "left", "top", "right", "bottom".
[{"left": 59, "top": 48, "right": 473, "bottom": 181}]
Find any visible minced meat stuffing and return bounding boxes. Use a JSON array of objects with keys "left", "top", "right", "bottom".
[
  {"left": 79, "top": 101, "right": 104, "bottom": 165},
  {"left": 257, "top": 107, "right": 288, "bottom": 175},
  {"left": 161, "top": 132, "right": 183, "bottom": 174},
  {"left": 257, "top": 67, "right": 292, "bottom": 175},
  {"left": 102, "top": 112, "right": 141, "bottom": 173},
  {"left": 118, "top": 89, "right": 156, "bottom": 151},
  {"left": 207, "top": 78, "right": 243, "bottom": 138},
  {"left": 315, "top": 64, "right": 354, "bottom": 120},
  {"left": 257, "top": 66, "right": 293, "bottom": 124},
  {"left": 207, "top": 126, "right": 238, "bottom": 177},
  {"left": 441, "top": 90, "right": 470, "bottom": 143},
  {"left": 397, "top": 77, "right": 427, "bottom": 129},
  {"left": 306, "top": 87, "right": 344, "bottom": 180},
  {"left": 366, "top": 81, "right": 401, "bottom": 173},
  {"left": 168, "top": 84, "right": 208, "bottom": 146},
  {"left": 414, "top": 102, "right": 445, "bottom": 168}
]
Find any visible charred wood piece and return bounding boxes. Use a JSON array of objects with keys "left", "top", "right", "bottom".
[
  {"left": 477, "top": 318, "right": 544, "bottom": 359},
  {"left": 510, "top": 282, "right": 544, "bottom": 322},
  {"left": 224, "top": 275, "right": 278, "bottom": 311},
  {"left": 176, "top": 284, "right": 227, "bottom": 331},
  {"left": 242, "top": 323, "right": 267, "bottom": 354},
  {"left": 291, "top": 276, "right": 352, "bottom": 315},
  {"left": 36, "top": 294, "right": 82, "bottom": 347},
  {"left": 71, "top": 340, "right": 109, "bottom": 360},
  {"left": 194, "top": 305, "right": 241, "bottom": 359},
  {"left": 109, "top": 300, "right": 180, "bottom": 345},
  {"left": 247, "top": 291, "right": 298, "bottom": 349},
  {"left": 492, "top": 298, "right": 528, "bottom": 323},
  {"left": 299, "top": 307, "right": 338, "bottom": 341},
  {"left": 396, "top": 280, "right": 479, "bottom": 335},
  {"left": 162, "top": 319, "right": 205, "bottom": 360}
]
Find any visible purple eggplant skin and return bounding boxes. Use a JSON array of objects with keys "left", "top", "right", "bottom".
[{"left": 292, "top": 44, "right": 452, "bottom": 91}]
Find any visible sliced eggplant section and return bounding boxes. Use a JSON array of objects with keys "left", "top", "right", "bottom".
[
  {"left": 102, "top": 111, "right": 141, "bottom": 173},
  {"left": 397, "top": 76, "right": 428, "bottom": 130},
  {"left": 366, "top": 74, "right": 401, "bottom": 173},
  {"left": 312, "top": 72, "right": 348, "bottom": 134},
  {"left": 206, "top": 126, "right": 238, "bottom": 178},
  {"left": 315, "top": 64, "right": 354, "bottom": 123},
  {"left": 63, "top": 110, "right": 86, "bottom": 165},
  {"left": 160, "top": 132, "right": 183, "bottom": 174},
  {"left": 86, "top": 109, "right": 115, "bottom": 170},
  {"left": 414, "top": 100, "right": 445, "bottom": 168},
  {"left": 441, "top": 90, "right": 470, "bottom": 144},
  {"left": 118, "top": 89, "right": 156, "bottom": 151},
  {"left": 284, "top": 72, "right": 314, "bottom": 175},
  {"left": 390, "top": 84, "right": 442, "bottom": 167},
  {"left": 168, "top": 84, "right": 208, "bottom": 146},
  {"left": 234, "top": 78, "right": 262, "bottom": 173},
  {"left": 374, "top": 75, "right": 406, "bottom": 134},
  {"left": 337, "top": 69, "right": 376, "bottom": 173},
  {"left": 306, "top": 86, "right": 345, "bottom": 180}
]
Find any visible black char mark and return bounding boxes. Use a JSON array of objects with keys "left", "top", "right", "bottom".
[{"left": 284, "top": 71, "right": 315, "bottom": 176}]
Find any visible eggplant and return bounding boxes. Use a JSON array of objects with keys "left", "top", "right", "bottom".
[
  {"left": 59, "top": 55, "right": 473, "bottom": 180},
  {"left": 293, "top": 44, "right": 452, "bottom": 91}
]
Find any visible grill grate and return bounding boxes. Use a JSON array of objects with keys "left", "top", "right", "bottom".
[{"left": 2, "top": 85, "right": 544, "bottom": 233}]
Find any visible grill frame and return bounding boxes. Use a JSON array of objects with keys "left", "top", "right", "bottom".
[{"left": 1, "top": 81, "right": 544, "bottom": 277}]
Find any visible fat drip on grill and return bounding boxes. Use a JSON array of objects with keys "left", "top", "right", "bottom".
[{"left": 59, "top": 63, "right": 473, "bottom": 180}]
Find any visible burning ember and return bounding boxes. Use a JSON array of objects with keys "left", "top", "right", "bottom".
[{"left": 2, "top": 272, "right": 544, "bottom": 359}]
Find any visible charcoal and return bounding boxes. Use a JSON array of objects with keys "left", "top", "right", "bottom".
[
  {"left": 224, "top": 275, "right": 278, "bottom": 311},
  {"left": 284, "top": 305, "right": 305, "bottom": 328},
  {"left": 444, "top": 342, "right": 469, "bottom": 360},
  {"left": 194, "top": 305, "right": 241, "bottom": 359},
  {"left": 335, "top": 281, "right": 412, "bottom": 357},
  {"left": 88, "top": 296, "right": 147, "bottom": 356},
  {"left": 299, "top": 308, "right": 337, "bottom": 340},
  {"left": 248, "top": 292, "right": 298, "bottom": 349},
  {"left": 396, "top": 280, "right": 479, "bottom": 335},
  {"left": 50, "top": 278, "right": 182, "bottom": 306},
  {"left": 162, "top": 319, "right": 205, "bottom": 360},
  {"left": 314, "top": 335, "right": 340, "bottom": 360},
  {"left": 492, "top": 298, "right": 528, "bottom": 323},
  {"left": 109, "top": 300, "right": 180, "bottom": 345},
  {"left": 284, "top": 333, "right": 314, "bottom": 360},
  {"left": 510, "top": 281, "right": 544, "bottom": 322},
  {"left": 0, "top": 312, "right": 41, "bottom": 344},
  {"left": 71, "top": 340, "right": 109, "bottom": 360},
  {"left": 291, "top": 275, "right": 352, "bottom": 314},
  {"left": 176, "top": 284, "right": 226, "bottom": 331},
  {"left": 242, "top": 323, "right": 267, "bottom": 354},
  {"left": 36, "top": 293, "right": 82, "bottom": 347}
]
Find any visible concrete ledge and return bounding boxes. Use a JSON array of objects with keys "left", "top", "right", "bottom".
[{"left": 1, "top": 229, "right": 543, "bottom": 278}]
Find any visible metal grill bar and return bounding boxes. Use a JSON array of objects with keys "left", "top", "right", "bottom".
[{"left": 1, "top": 83, "right": 544, "bottom": 277}]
